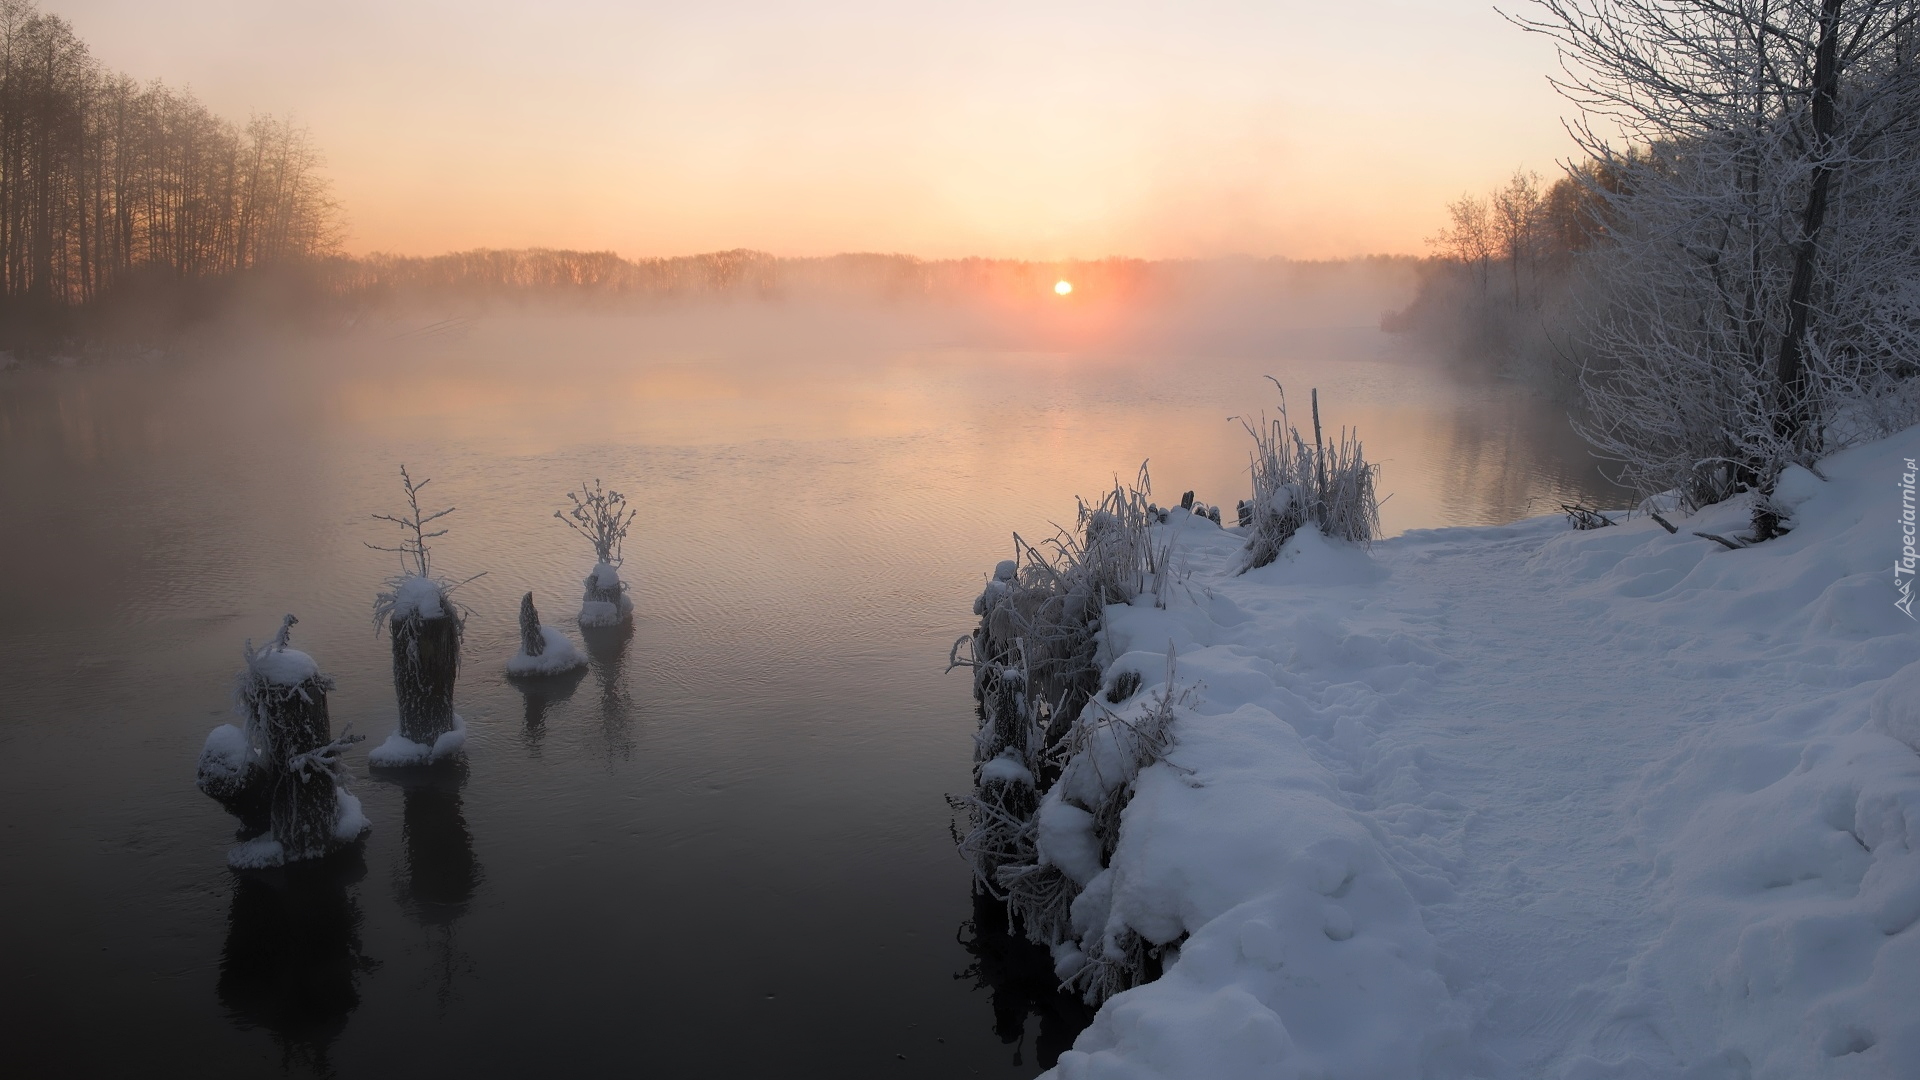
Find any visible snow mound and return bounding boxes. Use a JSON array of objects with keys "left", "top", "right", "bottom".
[
  {"left": 386, "top": 574, "right": 447, "bottom": 621},
  {"left": 247, "top": 646, "right": 319, "bottom": 687},
  {"left": 578, "top": 561, "right": 634, "bottom": 627},
  {"left": 227, "top": 835, "right": 285, "bottom": 870},
  {"left": 332, "top": 788, "right": 371, "bottom": 844},
  {"left": 506, "top": 626, "right": 587, "bottom": 677},
  {"left": 368, "top": 714, "right": 467, "bottom": 767},
  {"left": 195, "top": 724, "right": 257, "bottom": 799},
  {"left": 1024, "top": 423, "right": 1920, "bottom": 1077}
]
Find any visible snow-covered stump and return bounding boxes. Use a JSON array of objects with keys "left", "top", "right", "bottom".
[
  {"left": 391, "top": 601, "right": 460, "bottom": 741},
  {"left": 557, "top": 480, "right": 638, "bottom": 628},
  {"left": 506, "top": 591, "right": 587, "bottom": 678},
  {"left": 367, "top": 466, "right": 479, "bottom": 768},
  {"left": 577, "top": 561, "right": 633, "bottom": 628},
  {"left": 203, "top": 616, "right": 369, "bottom": 870},
  {"left": 370, "top": 578, "right": 467, "bottom": 767}
]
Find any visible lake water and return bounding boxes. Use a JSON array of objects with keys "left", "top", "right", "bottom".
[{"left": 0, "top": 305, "right": 1624, "bottom": 1077}]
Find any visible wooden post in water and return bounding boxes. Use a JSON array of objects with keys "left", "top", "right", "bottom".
[
  {"left": 392, "top": 605, "right": 461, "bottom": 747},
  {"left": 266, "top": 678, "right": 342, "bottom": 862},
  {"left": 519, "top": 592, "right": 546, "bottom": 657},
  {"left": 203, "top": 615, "right": 364, "bottom": 864}
]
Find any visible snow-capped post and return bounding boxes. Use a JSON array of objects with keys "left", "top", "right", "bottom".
[
  {"left": 506, "top": 591, "right": 587, "bottom": 678},
  {"left": 368, "top": 465, "right": 480, "bottom": 767},
  {"left": 557, "top": 480, "right": 636, "bottom": 628},
  {"left": 199, "top": 614, "right": 370, "bottom": 868}
]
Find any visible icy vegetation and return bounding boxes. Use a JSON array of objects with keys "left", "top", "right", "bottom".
[
  {"left": 195, "top": 615, "right": 369, "bottom": 869},
  {"left": 1238, "top": 384, "right": 1379, "bottom": 570},
  {"left": 978, "top": 426, "right": 1920, "bottom": 1078},
  {"left": 557, "top": 480, "right": 637, "bottom": 627},
  {"left": 506, "top": 591, "right": 587, "bottom": 676},
  {"left": 954, "top": 464, "right": 1200, "bottom": 1005}
]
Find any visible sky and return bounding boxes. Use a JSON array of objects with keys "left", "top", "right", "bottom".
[{"left": 44, "top": 0, "right": 1577, "bottom": 261}]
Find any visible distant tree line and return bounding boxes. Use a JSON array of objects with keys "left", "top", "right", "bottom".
[
  {"left": 0, "top": 0, "right": 339, "bottom": 309},
  {"left": 327, "top": 248, "right": 1168, "bottom": 307}
]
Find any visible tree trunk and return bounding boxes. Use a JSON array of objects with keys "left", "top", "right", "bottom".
[{"left": 1773, "top": 0, "right": 1845, "bottom": 455}]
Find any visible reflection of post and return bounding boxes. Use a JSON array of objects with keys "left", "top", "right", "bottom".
[
  {"left": 580, "top": 620, "right": 636, "bottom": 759},
  {"left": 218, "top": 856, "right": 375, "bottom": 1073},
  {"left": 398, "top": 766, "right": 480, "bottom": 925},
  {"left": 514, "top": 664, "right": 587, "bottom": 755},
  {"left": 955, "top": 891, "right": 1094, "bottom": 1071},
  {"left": 389, "top": 761, "right": 482, "bottom": 1007}
]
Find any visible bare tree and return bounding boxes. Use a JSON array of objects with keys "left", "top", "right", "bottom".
[{"left": 1430, "top": 192, "right": 1497, "bottom": 296}]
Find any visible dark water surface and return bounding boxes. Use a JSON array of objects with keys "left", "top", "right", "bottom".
[{"left": 0, "top": 310, "right": 1623, "bottom": 1078}]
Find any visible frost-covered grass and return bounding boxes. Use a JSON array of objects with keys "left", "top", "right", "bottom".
[
  {"left": 1021, "top": 424, "right": 1920, "bottom": 1078},
  {"left": 956, "top": 465, "right": 1216, "bottom": 1002},
  {"left": 1239, "top": 384, "right": 1379, "bottom": 571}
]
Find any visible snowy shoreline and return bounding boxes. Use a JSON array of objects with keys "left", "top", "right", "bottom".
[{"left": 1015, "top": 427, "right": 1920, "bottom": 1078}]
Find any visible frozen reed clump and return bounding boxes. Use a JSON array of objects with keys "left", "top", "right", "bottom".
[
  {"left": 557, "top": 480, "right": 636, "bottom": 628},
  {"left": 197, "top": 615, "right": 369, "bottom": 869},
  {"left": 1045, "top": 654, "right": 1193, "bottom": 1004},
  {"left": 367, "top": 465, "right": 479, "bottom": 767},
  {"left": 1239, "top": 382, "right": 1379, "bottom": 570},
  {"left": 950, "top": 465, "right": 1190, "bottom": 1001},
  {"left": 506, "top": 591, "right": 587, "bottom": 677}
]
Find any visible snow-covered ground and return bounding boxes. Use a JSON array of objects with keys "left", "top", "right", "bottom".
[{"left": 1044, "top": 426, "right": 1920, "bottom": 1078}]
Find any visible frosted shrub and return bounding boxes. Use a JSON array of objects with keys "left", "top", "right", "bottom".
[
  {"left": 1240, "top": 383, "right": 1379, "bottom": 570},
  {"left": 557, "top": 480, "right": 636, "bottom": 627}
]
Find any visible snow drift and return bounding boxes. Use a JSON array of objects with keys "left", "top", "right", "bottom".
[{"left": 1010, "top": 426, "right": 1920, "bottom": 1078}]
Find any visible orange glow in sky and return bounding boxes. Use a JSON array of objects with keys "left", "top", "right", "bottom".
[{"left": 46, "top": 1, "right": 1577, "bottom": 261}]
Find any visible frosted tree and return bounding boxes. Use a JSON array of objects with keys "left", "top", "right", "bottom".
[
  {"left": 556, "top": 480, "right": 637, "bottom": 627},
  {"left": 1515, "top": 0, "right": 1920, "bottom": 530},
  {"left": 368, "top": 466, "right": 479, "bottom": 765}
]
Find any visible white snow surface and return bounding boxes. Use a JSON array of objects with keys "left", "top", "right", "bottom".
[
  {"left": 248, "top": 645, "right": 319, "bottom": 687},
  {"left": 367, "top": 714, "right": 467, "bottom": 767},
  {"left": 332, "top": 788, "right": 371, "bottom": 844},
  {"left": 505, "top": 625, "right": 587, "bottom": 677},
  {"left": 1043, "top": 426, "right": 1920, "bottom": 1079},
  {"left": 578, "top": 561, "right": 634, "bottom": 627},
  {"left": 388, "top": 574, "right": 448, "bottom": 621},
  {"left": 197, "top": 723, "right": 255, "bottom": 782}
]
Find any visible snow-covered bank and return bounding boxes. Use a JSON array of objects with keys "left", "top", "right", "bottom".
[{"left": 1023, "top": 427, "right": 1920, "bottom": 1078}]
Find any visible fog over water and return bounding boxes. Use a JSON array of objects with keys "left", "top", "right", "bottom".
[{"left": 0, "top": 289, "right": 1625, "bottom": 1077}]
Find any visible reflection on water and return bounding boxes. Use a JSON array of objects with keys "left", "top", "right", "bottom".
[
  {"left": 218, "top": 855, "right": 377, "bottom": 1075},
  {"left": 515, "top": 664, "right": 588, "bottom": 755},
  {"left": 581, "top": 620, "right": 637, "bottom": 762},
  {"left": 956, "top": 891, "right": 1095, "bottom": 1071},
  {"left": 386, "top": 760, "right": 482, "bottom": 1009},
  {"left": 0, "top": 309, "right": 1628, "bottom": 1077}
]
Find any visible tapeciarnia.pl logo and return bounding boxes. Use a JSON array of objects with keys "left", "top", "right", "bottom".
[{"left": 1899, "top": 457, "right": 1917, "bottom": 620}]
